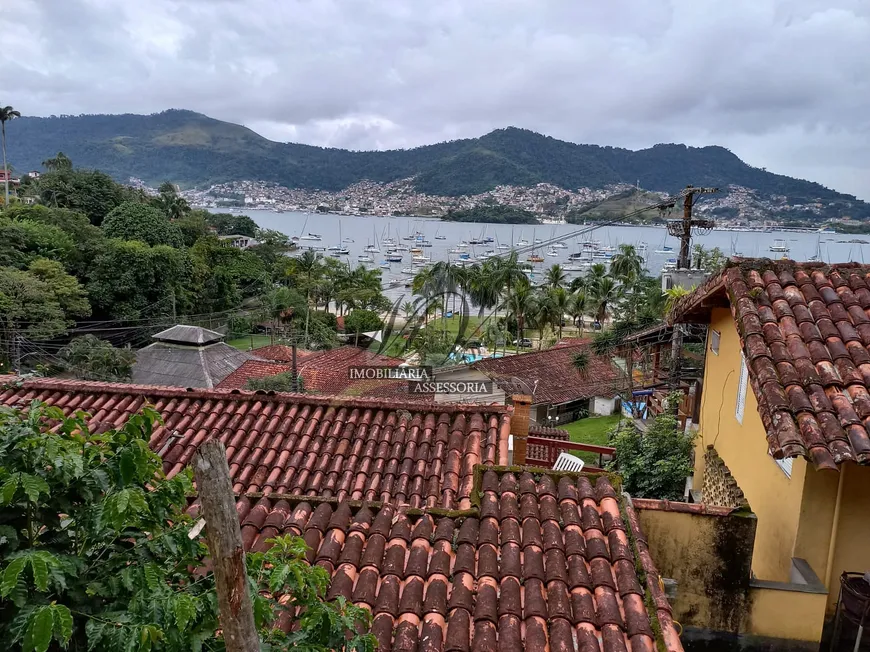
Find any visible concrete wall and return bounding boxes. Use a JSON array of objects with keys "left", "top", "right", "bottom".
[
  {"left": 592, "top": 396, "right": 618, "bottom": 416},
  {"left": 635, "top": 504, "right": 756, "bottom": 634},
  {"left": 695, "top": 309, "right": 807, "bottom": 582},
  {"left": 636, "top": 503, "right": 828, "bottom": 644}
]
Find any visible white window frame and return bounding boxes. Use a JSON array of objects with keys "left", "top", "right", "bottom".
[
  {"left": 776, "top": 457, "right": 793, "bottom": 478},
  {"left": 735, "top": 353, "right": 748, "bottom": 424},
  {"left": 710, "top": 329, "right": 721, "bottom": 356}
]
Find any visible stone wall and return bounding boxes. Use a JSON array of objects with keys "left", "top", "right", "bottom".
[{"left": 703, "top": 445, "right": 749, "bottom": 509}]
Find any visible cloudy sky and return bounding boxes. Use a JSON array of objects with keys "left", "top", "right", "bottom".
[{"left": 2, "top": 0, "right": 868, "bottom": 198}]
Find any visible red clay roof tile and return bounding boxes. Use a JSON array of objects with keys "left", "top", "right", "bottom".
[
  {"left": 212, "top": 470, "right": 680, "bottom": 651},
  {"left": 672, "top": 260, "right": 870, "bottom": 469},
  {"left": 0, "top": 377, "right": 509, "bottom": 510},
  {"left": 472, "top": 341, "right": 622, "bottom": 404}
]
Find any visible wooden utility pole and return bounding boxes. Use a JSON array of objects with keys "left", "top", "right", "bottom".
[
  {"left": 193, "top": 440, "right": 260, "bottom": 652},
  {"left": 671, "top": 185, "right": 719, "bottom": 270}
]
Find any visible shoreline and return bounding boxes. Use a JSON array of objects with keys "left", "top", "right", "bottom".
[{"left": 198, "top": 206, "right": 848, "bottom": 235}]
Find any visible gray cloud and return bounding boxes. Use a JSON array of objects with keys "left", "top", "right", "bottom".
[{"left": 1, "top": 0, "right": 868, "bottom": 198}]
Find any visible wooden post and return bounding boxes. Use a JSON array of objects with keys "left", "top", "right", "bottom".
[{"left": 193, "top": 440, "right": 260, "bottom": 652}]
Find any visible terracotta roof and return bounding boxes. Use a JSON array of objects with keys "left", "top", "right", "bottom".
[
  {"left": 0, "top": 378, "right": 510, "bottom": 509},
  {"left": 672, "top": 260, "right": 870, "bottom": 470},
  {"left": 298, "top": 347, "right": 405, "bottom": 394},
  {"left": 203, "top": 470, "right": 682, "bottom": 652},
  {"left": 219, "top": 346, "right": 408, "bottom": 396},
  {"left": 218, "top": 360, "right": 294, "bottom": 390},
  {"left": 473, "top": 343, "right": 622, "bottom": 404},
  {"left": 252, "top": 345, "right": 325, "bottom": 364}
]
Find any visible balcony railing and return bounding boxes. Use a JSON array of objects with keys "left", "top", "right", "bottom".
[{"left": 525, "top": 436, "right": 615, "bottom": 472}]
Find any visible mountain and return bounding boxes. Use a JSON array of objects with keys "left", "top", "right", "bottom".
[{"left": 6, "top": 109, "right": 868, "bottom": 218}]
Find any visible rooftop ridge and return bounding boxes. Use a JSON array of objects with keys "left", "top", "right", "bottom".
[{"left": 3, "top": 376, "right": 511, "bottom": 414}]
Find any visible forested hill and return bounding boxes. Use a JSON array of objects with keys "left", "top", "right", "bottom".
[{"left": 6, "top": 109, "right": 864, "bottom": 207}]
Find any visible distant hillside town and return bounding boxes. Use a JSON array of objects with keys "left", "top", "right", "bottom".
[{"left": 128, "top": 175, "right": 863, "bottom": 229}]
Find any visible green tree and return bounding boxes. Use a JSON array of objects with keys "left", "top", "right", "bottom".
[
  {"left": 86, "top": 240, "right": 190, "bottom": 319},
  {"left": 609, "top": 244, "right": 644, "bottom": 284},
  {"left": 0, "top": 268, "right": 66, "bottom": 342},
  {"left": 60, "top": 335, "right": 135, "bottom": 382},
  {"left": 545, "top": 264, "right": 567, "bottom": 289},
  {"left": 588, "top": 275, "right": 622, "bottom": 324},
  {"left": 345, "top": 309, "right": 383, "bottom": 346},
  {"left": 31, "top": 168, "right": 130, "bottom": 226},
  {"left": 102, "top": 201, "right": 183, "bottom": 248},
  {"left": 505, "top": 278, "right": 535, "bottom": 343},
  {"left": 0, "top": 218, "right": 75, "bottom": 269},
  {"left": 174, "top": 210, "right": 211, "bottom": 247},
  {"left": 26, "top": 258, "right": 91, "bottom": 320},
  {"left": 41, "top": 151, "right": 72, "bottom": 171},
  {"left": 204, "top": 212, "right": 258, "bottom": 237},
  {"left": 0, "top": 403, "right": 374, "bottom": 652},
  {"left": 1, "top": 105, "right": 21, "bottom": 207},
  {"left": 608, "top": 395, "right": 696, "bottom": 499},
  {"left": 155, "top": 182, "right": 191, "bottom": 221}
]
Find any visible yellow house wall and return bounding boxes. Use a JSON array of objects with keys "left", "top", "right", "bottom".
[
  {"left": 828, "top": 463, "right": 870, "bottom": 610},
  {"left": 745, "top": 587, "right": 827, "bottom": 641},
  {"left": 696, "top": 309, "right": 807, "bottom": 582}
]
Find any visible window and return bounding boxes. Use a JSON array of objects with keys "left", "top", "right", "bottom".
[
  {"left": 776, "top": 457, "right": 793, "bottom": 478},
  {"left": 710, "top": 329, "right": 721, "bottom": 356},
  {"left": 735, "top": 353, "right": 748, "bottom": 424}
]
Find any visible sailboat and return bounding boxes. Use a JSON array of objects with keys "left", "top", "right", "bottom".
[
  {"left": 434, "top": 228, "right": 446, "bottom": 240},
  {"left": 654, "top": 233, "right": 674, "bottom": 255},
  {"left": 364, "top": 226, "right": 380, "bottom": 253},
  {"left": 808, "top": 236, "right": 822, "bottom": 262},
  {"left": 329, "top": 223, "right": 349, "bottom": 255}
]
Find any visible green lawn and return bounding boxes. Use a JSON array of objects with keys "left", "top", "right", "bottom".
[
  {"left": 227, "top": 334, "right": 272, "bottom": 351},
  {"left": 560, "top": 414, "right": 623, "bottom": 465}
]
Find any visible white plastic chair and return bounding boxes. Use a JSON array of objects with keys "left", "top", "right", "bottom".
[{"left": 553, "top": 452, "right": 585, "bottom": 472}]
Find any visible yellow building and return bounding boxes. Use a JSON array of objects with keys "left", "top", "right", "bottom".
[{"left": 671, "top": 260, "right": 870, "bottom": 646}]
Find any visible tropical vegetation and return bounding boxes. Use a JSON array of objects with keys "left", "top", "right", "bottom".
[
  {"left": 607, "top": 393, "right": 698, "bottom": 500},
  {"left": 0, "top": 402, "right": 373, "bottom": 651},
  {"left": 0, "top": 155, "right": 394, "bottom": 371}
]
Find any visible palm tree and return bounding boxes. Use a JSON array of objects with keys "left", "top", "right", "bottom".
[
  {"left": 609, "top": 244, "right": 644, "bottom": 284},
  {"left": 585, "top": 263, "right": 608, "bottom": 293},
  {"left": 545, "top": 264, "right": 567, "bottom": 289},
  {"left": 551, "top": 287, "right": 570, "bottom": 340},
  {"left": 464, "top": 260, "right": 501, "bottom": 318},
  {"left": 505, "top": 279, "right": 535, "bottom": 344},
  {"left": 531, "top": 291, "right": 559, "bottom": 349},
  {"left": 589, "top": 275, "right": 622, "bottom": 325},
  {"left": 569, "top": 289, "right": 588, "bottom": 334},
  {"left": 1, "top": 104, "right": 21, "bottom": 207},
  {"left": 494, "top": 251, "right": 527, "bottom": 300},
  {"left": 42, "top": 151, "right": 72, "bottom": 171},
  {"left": 572, "top": 351, "right": 590, "bottom": 376},
  {"left": 664, "top": 286, "right": 690, "bottom": 315}
]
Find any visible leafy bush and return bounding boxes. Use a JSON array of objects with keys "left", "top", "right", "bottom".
[
  {"left": 608, "top": 393, "right": 696, "bottom": 500},
  {"left": 60, "top": 335, "right": 136, "bottom": 382},
  {"left": 0, "top": 403, "right": 373, "bottom": 652}
]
